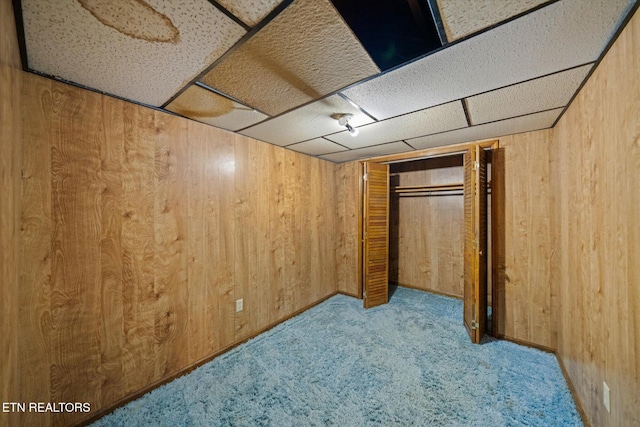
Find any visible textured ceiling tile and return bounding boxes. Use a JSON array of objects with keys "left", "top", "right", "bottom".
[
  {"left": 287, "top": 138, "right": 347, "bottom": 156},
  {"left": 216, "top": 0, "right": 282, "bottom": 27},
  {"left": 165, "top": 85, "right": 268, "bottom": 131},
  {"left": 22, "top": 0, "right": 246, "bottom": 107},
  {"left": 436, "top": 0, "right": 548, "bottom": 41},
  {"left": 343, "top": 0, "right": 634, "bottom": 120},
  {"left": 200, "top": 0, "right": 380, "bottom": 116},
  {"left": 325, "top": 101, "right": 467, "bottom": 149},
  {"left": 239, "top": 94, "right": 375, "bottom": 146},
  {"left": 407, "top": 108, "right": 562, "bottom": 150},
  {"left": 320, "top": 142, "right": 412, "bottom": 163},
  {"left": 467, "top": 64, "right": 592, "bottom": 125}
]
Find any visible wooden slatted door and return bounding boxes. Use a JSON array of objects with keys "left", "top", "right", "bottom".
[
  {"left": 362, "top": 162, "right": 390, "bottom": 308},
  {"left": 463, "top": 146, "right": 488, "bottom": 343}
]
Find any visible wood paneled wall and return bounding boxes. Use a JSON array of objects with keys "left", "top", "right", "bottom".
[
  {"left": 551, "top": 8, "right": 640, "bottom": 426},
  {"left": 1, "top": 0, "right": 22, "bottom": 425},
  {"left": 389, "top": 157, "right": 465, "bottom": 298},
  {"left": 335, "top": 161, "right": 361, "bottom": 296},
  {"left": 19, "top": 73, "right": 337, "bottom": 426},
  {"left": 492, "top": 130, "right": 555, "bottom": 349}
]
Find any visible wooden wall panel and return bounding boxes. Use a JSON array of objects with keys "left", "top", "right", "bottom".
[
  {"left": 1, "top": 0, "right": 22, "bottom": 425},
  {"left": 551, "top": 9, "right": 640, "bottom": 426},
  {"left": 389, "top": 158, "right": 465, "bottom": 298},
  {"left": 335, "top": 162, "right": 360, "bottom": 296},
  {"left": 19, "top": 73, "right": 339, "bottom": 426},
  {"left": 493, "top": 130, "right": 555, "bottom": 349}
]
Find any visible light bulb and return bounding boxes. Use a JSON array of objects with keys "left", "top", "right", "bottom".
[{"left": 346, "top": 123, "right": 359, "bottom": 137}]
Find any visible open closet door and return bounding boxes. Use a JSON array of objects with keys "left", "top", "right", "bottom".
[
  {"left": 463, "top": 146, "right": 488, "bottom": 343},
  {"left": 362, "top": 162, "right": 390, "bottom": 309}
]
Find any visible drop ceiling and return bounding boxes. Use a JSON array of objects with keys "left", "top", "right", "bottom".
[{"left": 16, "top": 0, "right": 638, "bottom": 162}]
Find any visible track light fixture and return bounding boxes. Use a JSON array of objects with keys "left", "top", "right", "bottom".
[{"left": 336, "top": 113, "right": 359, "bottom": 137}]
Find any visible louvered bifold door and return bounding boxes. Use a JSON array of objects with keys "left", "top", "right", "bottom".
[
  {"left": 463, "top": 146, "right": 488, "bottom": 343},
  {"left": 363, "top": 162, "right": 390, "bottom": 309}
]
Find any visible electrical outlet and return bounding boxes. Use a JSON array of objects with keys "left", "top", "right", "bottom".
[
  {"left": 236, "top": 299, "right": 243, "bottom": 313},
  {"left": 603, "top": 381, "right": 610, "bottom": 413}
]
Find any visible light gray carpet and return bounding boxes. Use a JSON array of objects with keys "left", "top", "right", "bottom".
[{"left": 92, "top": 287, "right": 582, "bottom": 426}]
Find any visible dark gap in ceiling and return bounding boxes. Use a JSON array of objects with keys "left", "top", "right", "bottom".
[{"left": 330, "top": 0, "right": 442, "bottom": 71}]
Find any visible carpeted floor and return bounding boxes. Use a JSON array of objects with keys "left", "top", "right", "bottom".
[{"left": 92, "top": 287, "right": 582, "bottom": 426}]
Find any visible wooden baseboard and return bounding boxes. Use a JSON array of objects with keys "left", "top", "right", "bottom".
[
  {"left": 391, "top": 282, "right": 463, "bottom": 300},
  {"left": 492, "top": 334, "right": 556, "bottom": 354},
  {"left": 337, "top": 290, "right": 361, "bottom": 298},
  {"left": 556, "top": 353, "right": 589, "bottom": 427},
  {"left": 76, "top": 291, "right": 339, "bottom": 426}
]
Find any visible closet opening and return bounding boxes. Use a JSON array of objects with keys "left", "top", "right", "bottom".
[{"left": 360, "top": 141, "right": 499, "bottom": 344}]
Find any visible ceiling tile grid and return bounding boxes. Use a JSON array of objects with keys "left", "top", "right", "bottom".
[
  {"left": 466, "top": 64, "right": 592, "bottom": 125},
  {"left": 436, "top": 0, "right": 549, "bottom": 41},
  {"left": 165, "top": 85, "right": 268, "bottom": 131},
  {"left": 200, "top": 0, "right": 380, "bottom": 117},
  {"left": 407, "top": 108, "right": 563, "bottom": 151},
  {"left": 287, "top": 138, "right": 348, "bottom": 156},
  {"left": 320, "top": 141, "right": 413, "bottom": 163},
  {"left": 21, "top": 0, "right": 246, "bottom": 106},
  {"left": 325, "top": 101, "right": 468, "bottom": 149},
  {"left": 216, "top": 0, "right": 283, "bottom": 27},
  {"left": 17, "top": 0, "right": 637, "bottom": 161},
  {"left": 239, "top": 94, "right": 375, "bottom": 146},
  {"left": 342, "top": 0, "right": 635, "bottom": 121}
]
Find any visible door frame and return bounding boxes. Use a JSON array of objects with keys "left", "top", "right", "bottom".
[{"left": 357, "top": 139, "right": 500, "bottom": 329}]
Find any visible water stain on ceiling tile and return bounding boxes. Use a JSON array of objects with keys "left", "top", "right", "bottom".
[
  {"left": 200, "top": 0, "right": 380, "bottom": 116},
  {"left": 165, "top": 84, "right": 269, "bottom": 131},
  {"left": 78, "top": 0, "right": 180, "bottom": 44},
  {"left": 436, "top": 0, "right": 548, "bottom": 41},
  {"left": 22, "top": 0, "right": 246, "bottom": 106},
  {"left": 216, "top": 0, "right": 283, "bottom": 27}
]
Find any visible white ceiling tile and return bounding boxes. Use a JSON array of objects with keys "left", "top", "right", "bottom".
[
  {"left": 165, "top": 85, "right": 268, "bottom": 131},
  {"left": 325, "top": 101, "right": 467, "bottom": 149},
  {"left": 22, "top": 0, "right": 246, "bottom": 106},
  {"left": 407, "top": 108, "right": 562, "bottom": 150},
  {"left": 216, "top": 0, "right": 282, "bottom": 27},
  {"left": 467, "top": 64, "right": 592, "bottom": 125},
  {"left": 287, "top": 138, "right": 347, "bottom": 156},
  {"left": 343, "top": 0, "right": 634, "bottom": 120},
  {"left": 436, "top": 0, "right": 548, "bottom": 41},
  {"left": 320, "top": 142, "right": 413, "bottom": 163},
  {"left": 239, "top": 94, "right": 375, "bottom": 146}
]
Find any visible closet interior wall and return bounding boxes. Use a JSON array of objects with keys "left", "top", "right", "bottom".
[{"left": 389, "top": 155, "right": 487, "bottom": 300}]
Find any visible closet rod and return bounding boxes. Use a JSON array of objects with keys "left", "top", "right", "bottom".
[{"left": 391, "top": 181, "right": 492, "bottom": 193}]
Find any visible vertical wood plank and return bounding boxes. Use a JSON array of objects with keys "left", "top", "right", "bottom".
[
  {"left": 48, "top": 82, "right": 104, "bottom": 425},
  {"left": 0, "top": 2, "right": 22, "bottom": 425},
  {"left": 119, "top": 102, "right": 157, "bottom": 394},
  {"left": 495, "top": 130, "right": 553, "bottom": 348},
  {"left": 20, "top": 75, "right": 52, "bottom": 427},
  {"left": 153, "top": 113, "right": 189, "bottom": 378},
  {"left": 97, "top": 96, "right": 126, "bottom": 405}
]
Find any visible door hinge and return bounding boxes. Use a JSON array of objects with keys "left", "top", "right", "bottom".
[
  {"left": 363, "top": 291, "right": 367, "bottom": 299},
  {"left": 471, "top": 320, "right": 479, "bottom": 330},
  {"left": 363, "top": 173, "right": 368, "bottom": 181},
  {"left": 473, "top": 161, "right": 479, "bottom": 170}
]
